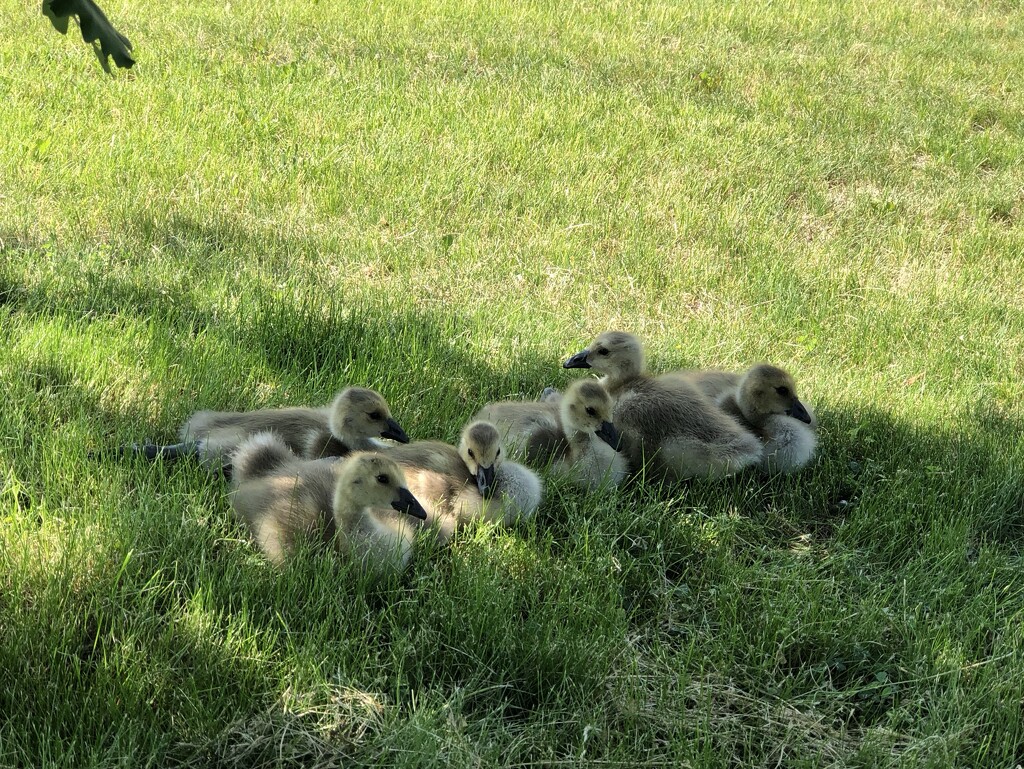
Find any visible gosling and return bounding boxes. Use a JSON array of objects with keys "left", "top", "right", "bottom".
[
  {"left": 383, "top": 420, "right": 543, "bottom": 543},
  {"left": 477, "top": 379, "right": 628, "bottom": 490},
  {"left": 563, "top": 331, "right": 763, "bottom": 480},
  {"left": 550, "top": 379, "right": 629, "bottom": 489},
  {"left": 473, "top": 390, "right": 563, "bottom": 464},
  {"left": 130, "top": 387, "right": 410, "bottom": 472},
  {"left": 230, "top": 434, "right": 427, "bottom": 570},
  {"left": 716, "top": 364, "right": 818, "bottom": 474}
]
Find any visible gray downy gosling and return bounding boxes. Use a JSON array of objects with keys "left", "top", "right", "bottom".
[
  {"left": 476, "top": 379, "right": 627, "bottom": 490},
  {"left": 715, "top": 364, "right": 817, "bottom": 474},
  {"left": 549, "top": 379, "right": 629, "bottom": 490},
  {"left": 384, "top": 421, "right": 544, "bottom": 543},
  {"left": 563, "top": 331, "right": 763, "bottom": 480},
  {"left": 127, "top": 386, "right": 410, "bottom": 473}
]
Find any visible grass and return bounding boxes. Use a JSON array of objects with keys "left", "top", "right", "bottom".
[{"left": 2, "top": 0, "right": 1023, "bottom": 765}]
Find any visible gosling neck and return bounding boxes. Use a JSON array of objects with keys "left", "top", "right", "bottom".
[
  {"left": 330, "top": 493, "right": 366, "bottom": 536},
  {"left": 601, "top": 364, "right": 644, "bottom": 396},
  {"left": 733, "top": 385, "right": 767, "bottom": 429}
]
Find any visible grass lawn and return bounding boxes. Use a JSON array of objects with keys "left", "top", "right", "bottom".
[{"left": 2, "top": 0, "right": 1023, "bottom": 765}]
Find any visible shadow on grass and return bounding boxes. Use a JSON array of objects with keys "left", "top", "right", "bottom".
[
  {"left": 577, "top": 403, "right": 1024, "bottom": 749},
  {"left": 0, "top": 264, "right": 626, "bottom": 763}
]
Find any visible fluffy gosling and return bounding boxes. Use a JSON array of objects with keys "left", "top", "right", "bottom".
[
  {"left": 127, "top": 386, "right": 410, "bottom": 473},
  {"left": 383, "top": 421, "right": 544, "bottom": 543},
  {"left": 563, "top": 331, "right": 763, "bottom": 480},
  {"left": 230, "top": 434, "right": 426, "bottom": 570}
]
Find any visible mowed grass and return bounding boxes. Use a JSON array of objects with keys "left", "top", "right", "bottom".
[{"left": 2, "top": 0, "right": 1024, "bottom": 765}]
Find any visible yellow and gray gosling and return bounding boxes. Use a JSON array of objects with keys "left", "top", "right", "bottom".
[
  {"left": 130, "top": 386, "right": 410, "bottom": 472},
  {"left": 458, "top": 420, "right": 543, "bottom": 524},
  {"left": 550, "top": 379, "right": 629, "bottom": 490},
  {"left": 473, "top": 392, "right": 563, "bottom": 464},
  {"left": 230, "top": 434, "right": 427, "bottom": 570},
  {"left": 373, "top": 432, "right": 478, "bottom": 544},
  {"left": 716, "top": 364, "right": 818, "bottom": 474},
  {"left": 477, "top": 380, "right": 627, "bottom": 489},
  {"left": 563, "top": 331, "right": 763, "bottom": 480},
  {"left": 383, "top": 421, "right": 543, "bottom": 543},
  {"left": 301, "top": 387, "right": 411, "bottom": 459}
]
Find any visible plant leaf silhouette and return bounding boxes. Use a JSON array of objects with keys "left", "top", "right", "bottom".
[{"left": 42, "top": 0, "right": 134, "bottom": 72}]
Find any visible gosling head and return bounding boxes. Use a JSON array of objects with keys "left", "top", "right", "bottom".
[
  {"left": 737, "top": 364, "right": 812, "bottom": 426},
  {"left": 559, "top": 379, "right": 621, "bottom": 450},
  {"left": 329, "top": 387, "right": 410, "bottom": 445},
  {"left": 334, "top": 453, "right": 427, "bottom": 521},
  {"left": 563, "top": 331, "right": 645, "bottom": 383},
  {"left": 458, "top": 420, "right": 504, "bottom": 500}
]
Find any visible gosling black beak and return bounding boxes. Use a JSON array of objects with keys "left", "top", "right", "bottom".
[
  {"left": 476, "top": 465, "right": 496, "bottom": 499},
  {"left": 381, "top": 418, "right": 410, "bottom": 443},
  {"left": 596, "top": 420, "right": 622, "bottom": 451},
  {"left": 391, "top": 487, "right": 427, "bottom": 520},
  {"left": 563, "top": 349, "right": 592, "bottom": 369},
  {"left": 787, "top": 398, "right": 813, "bottom": 425}
]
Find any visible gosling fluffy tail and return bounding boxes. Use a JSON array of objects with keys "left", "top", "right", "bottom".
[
  {"left": 231, "top": 432, "right": 295, "bottom": 484},
  {"left": 759, "top": 416, "right": 818, "bottom": 474},
  {"left": 486, "top": 462, "right": 544, "bottom": 525}
]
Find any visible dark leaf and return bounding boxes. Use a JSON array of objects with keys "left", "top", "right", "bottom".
[
  {"left": 42, "top": 0, "right": 135, "bottom": 71},
  {"left": 41, "top": 0, "right": 70, "bottom": 33}
]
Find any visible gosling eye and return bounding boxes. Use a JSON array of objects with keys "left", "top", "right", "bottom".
[
  {"left": 368, "top": 411, "right": 383, "bottom": 421},
  {"left": 585, "top": 406, "right": 598, "bottom": 417},
  {"left": 467, "top": 448, "right": 475, "bottom": 459},
  {"left": 775, "top": 386, "right": 791, "bottom": 398},
  {"left": 496, "top": 448, "right": 501, "bottom": 457},
  {"left": 376, "top": 474, "right": 390, "bottom": 485},
  {"left": 597, "top": 348, "right": 610, "bottom": 356}
]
